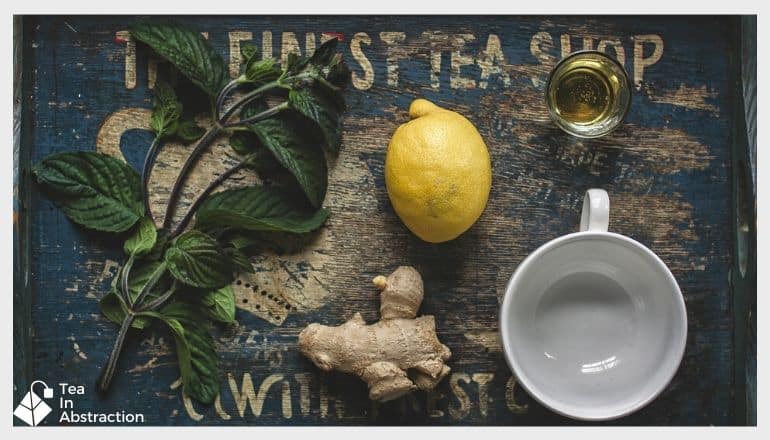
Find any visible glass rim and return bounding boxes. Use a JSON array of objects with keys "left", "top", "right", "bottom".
[{"left": 545, "top": 50, "right": 633, "bottom": 139}]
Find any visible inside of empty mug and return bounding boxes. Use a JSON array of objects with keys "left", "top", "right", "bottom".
[{"left": 504, "top": 234, "right": 686, "bottom": 419}]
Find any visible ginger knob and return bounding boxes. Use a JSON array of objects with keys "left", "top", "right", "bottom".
[
  {"left": 298, "top": 266, "right": 451, "bottom": 402},
  {"left": 377, "top": 266, "right": 423, "bottom": 319}
]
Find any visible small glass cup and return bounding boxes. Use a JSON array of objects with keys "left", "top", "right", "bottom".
[{"left": 545, "top": 50, "right": 632, "bottom": 138}]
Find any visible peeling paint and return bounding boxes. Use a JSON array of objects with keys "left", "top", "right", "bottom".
[{"left": 645, "top": 83, "right": 720, "bottom": 115}]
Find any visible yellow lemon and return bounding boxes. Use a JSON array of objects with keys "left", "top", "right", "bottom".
[{"left": 385, "top": 99, "right": 492, "bottom": 243}]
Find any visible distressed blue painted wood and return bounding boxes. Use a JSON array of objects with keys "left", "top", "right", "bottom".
[{"left": 14, "top": 15, "right": 754, "bottom": 425}]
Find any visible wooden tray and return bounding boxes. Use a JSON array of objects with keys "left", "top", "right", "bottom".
[{"left": 13, "top": 15, "right": 756, "bottom": 425}]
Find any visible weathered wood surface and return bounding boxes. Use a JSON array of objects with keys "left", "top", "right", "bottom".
[{"left": 16, "top": 15, "right": 747, "bottom": 425}]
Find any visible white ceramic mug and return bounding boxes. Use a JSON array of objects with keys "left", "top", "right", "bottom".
[{"left": 499, "top": 189, "right": 687, "bottom": 421}]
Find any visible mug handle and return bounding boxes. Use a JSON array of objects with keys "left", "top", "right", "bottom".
[{"left": 579, "top": 189, "right": 610, "bottom": 232}]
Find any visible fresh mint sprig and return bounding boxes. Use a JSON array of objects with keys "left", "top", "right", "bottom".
[{"left": 31, "top": 20, "right": 350, "bottom": 404}]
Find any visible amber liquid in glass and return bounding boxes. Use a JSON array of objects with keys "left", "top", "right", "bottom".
[
  {"left": 553, "top": 66, "right": 614, "bottom": 125},
  {"left": 545, "top": 51, "right": 630, "bottom": 138}
]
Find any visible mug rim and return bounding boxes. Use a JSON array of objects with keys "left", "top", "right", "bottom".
[{"left": 499, "top": 230, "right": 688, "bottom": 421}]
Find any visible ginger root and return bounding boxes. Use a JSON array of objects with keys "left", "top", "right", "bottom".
[{"left": 298, "top": 266, "right": 452, "bottom": 402}]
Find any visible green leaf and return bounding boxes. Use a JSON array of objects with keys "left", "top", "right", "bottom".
[
  {"left": 124, "top": 217, "right": 158, "bottom": 257},
  {"left": 288, "top": 38, "right": 350, "bottom": 90},
  {"left": 172, "top": 68, "right": 213, "bottom": 117},
  {"left": 124, "top": 260, "right": 171, "bottom": 304},
  {"left": 279, "top": 41, "right": 349, "bottom": 154},
  {"left": 285, "top": 52, "right": 310, "bottom": 75},
  {"left": 131, "top": 21, "right": 228, "bottom": 97},
  {"left": 235, "top": 103, "right": 290, "bottom": 175},
  {"left": 242, "top": 57, "right": 281, "bottom": 85},
  {"left": 223, "top": 246, "right": 255, "bottom": 274},
  {"left": 309, "top": 37, "right": 339, "bottom": 66},
  {"left": 32, "top": 152, "right": 144, "bottom": 232},
  {"left": 240, "top": 41, "right": 259, "bottom": 65},
  {"left": 196, "top": 186, "right": 329, "bottom": 233},
  {"left": 99, "top": 290, "right": 126, "bottom": 325},
  {"left": 201, "top": 285, "right": 236, "bottom": 323},
  {"left": 147, "top": 303, "right": 220, "bottom": 403},
  {"left": 249, "top": 113, "right": 328, "bottom": 207},
  {"left": 325, "top": 53, "right": 352, "bottom": 88},
  {"left": 288, "top": 87, "right": 344, "bottom": 152},
  {"left": 175, "top": 119, "right": 205, "bottom": 143},
  {"left": 229, "top": 131, "right": 258, "bottom": 156},
  {"left": 164, "top": 230, "right": 234, "bottom": 289},
  {"left": 143, "top": 229, "right": 169, "bottom": 261},
  {"left": 150, "top": 81, "right": 182, "bottom": 139},
  {"left": 99, "top": 290, "right": 152, "bottom": 330},
  {"left": 225, "top": 232, "right": 260, "bottom": 250}
]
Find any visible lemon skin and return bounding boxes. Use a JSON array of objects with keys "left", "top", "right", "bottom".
[{"left": 385, "top": 99, "right": 492, "bottom": 243}]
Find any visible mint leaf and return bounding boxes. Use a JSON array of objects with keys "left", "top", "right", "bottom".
[
  {"left": 310, "top": 38, "right": 339, "bottom": 66},
  {"left": 201, "top": 286, "right": 236, "bottom": 323},
  {"left": 235, "top": 103, "right": 289, "bottom": 176},
  {"left": 250, "top": 113, "right": 327, "bottom": 207},
  {"left": 124, "top": 217, "right": 158, "bottom": 257},
  {"left": 99, "top": 290, "right": 152, "bottom": 330},
  {"left": 288, "top": 87, "right": 344, "bottom": 152},
  {"left": 223, "top": 246, "right": 254, "bottom": 274},
  {"left": 164, "top": 230, "right": 234, "bottom": 289},
  {"left": 99, "top": 290, "right": 127, "bottom": 325},
  {"left": 242, "top": 57, "right": 281, "bottom": 85},
  {"left": 124, "top": 260, "right": 171, "bottom": 304},
  {"left": 32, "top": 152, "right": 144, "bottom": 233},
  {"left": 240, "top": 41, "right": 259, "bottom": 66},
  {"left": 195, "top": 186, "right": 329, "bottom": 233},
  {"left": 229, "top": 131, "right": 258, "bottom": 156},
  {"left": 175, "top": 119, "right": 205, "bottom": 143},
  {"left": 131, "top": 21, "right": 228, "bottom": 97},
  {"left": 147, "top": 303, "right": 220, "bottom": 403},
  {"left": 324, "top": 53, "right": 352, "bottom": 89},
  {"left": 225, "top": 232, "right": 260, "bottom": 250},
  {"left": 150, "top": 80, "right": 182, "bottom": 139},
  {"left": 286, "top": 52, "right": 311, "bottom": 75},
  {"left": 142, "top": 229, "right": 169, "bottom": 261},
  {"left": 290, "top": 38, "right": 350, "bottom": 90},
  {"left": 285, "top": 43, "right": 349, "bottom": 89}
]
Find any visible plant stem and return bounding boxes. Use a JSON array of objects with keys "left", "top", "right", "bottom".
[
  {"left": 316, "top": 76, "right": 341, "bottom": 93},
  {"left": 162, "top": 79, "right": 279, "bottom": 232},
  {"left": 120, "top": 254, "right": 136, "bottom": 306},
  {"left": 224, "top": 101, "right": 289, "bottom": 128},
  {"left": 96, "top": 311, "right": 135, "bottom": 394},
  {"left": 161, "top": 125, "right": 222, "bottom": 229},
  {"left": 216, "top": 79, "right": 242, "bottom": 120},
  {"left": 98, "top": 260, "right": 170, "bottom": 394},
  {"left": 219, "top": 80, "right": 279, "bottom": 124},
  {"left": 141, "top": 136, "right": 162, "bottom": 223},
  {"left": 169, "top": 154, "right": 255, "bottom": 239},
  {"left": 133, "top": 261, "right": 168, "bottom": 307},
  {"left": 136, "top": 282, "right": 178, "bottom": 312}
]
